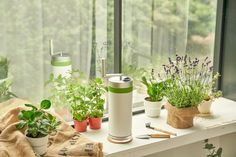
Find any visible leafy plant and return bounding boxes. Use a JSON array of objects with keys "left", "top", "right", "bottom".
[
  {"left": 0, "top": 79, "right": 17, "bottom": 102},
  {"left": 46, "top": 71, "right": 106, "bottom": 121},
  {"left": 141, "top": 69, "right": 165, "bottom": 102},
  {"left": 203, "top": 139, "right": 223, "bottom": 157},
  {"left": 87, "top": 78, "right": 106, "bottom": 118},
  {"left": 0, "top": 56, "right": 9, "bottom": 80},
  {"left": 16, "top": 99, "right": 61, "bottom": 138},
  {"left": 161, "top": 54, "right": 214, "bottom": 108}
]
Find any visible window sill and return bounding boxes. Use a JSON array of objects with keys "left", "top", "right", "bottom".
[{"left": 81, "top": 98, "right": 236, "bottom": 157}]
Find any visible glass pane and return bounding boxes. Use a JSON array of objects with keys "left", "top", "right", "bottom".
[
  {"left": 0, "top": 0, "right": 114, "bottom": 118},
  {"left": 122, "top": 0, "right": 217, "bottom": 91}
]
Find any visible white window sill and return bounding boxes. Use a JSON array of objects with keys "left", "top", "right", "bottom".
[{"left": 81, "top": 97, "right": 236, "bottom": 157}]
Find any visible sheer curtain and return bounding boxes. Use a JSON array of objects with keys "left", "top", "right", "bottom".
[
  {"left": 122, "top": 0, "right": 217, "bottom": 83},
  {"left": 122, "top": 0, "right": 189, "bottom": 70},
  {"left": 0, "top": 1, "right": 95, "bottom": 101}
]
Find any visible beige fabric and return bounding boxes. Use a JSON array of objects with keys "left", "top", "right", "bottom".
[
  {"left": 165, "top": 102, "right": 198, "bottom": 129},
  {"left": 0, "top": 99, "right": 103, "bottom": 157}
]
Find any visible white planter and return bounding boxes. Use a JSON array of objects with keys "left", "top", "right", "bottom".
[
  {"left": 198, "top": 99, "right": 213, "bottom": 114},
  {"left": 144, "top": 98, "right": 162, "bottom": 117},
  {"left": 26, "top": 135, "right": 48, "bottom": 155}
]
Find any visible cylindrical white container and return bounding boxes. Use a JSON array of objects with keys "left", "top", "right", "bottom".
[
  {"left": 51, "top": 53, "right": 72, "bottom": 78},
  {"left": 108, "top": 76, "right": 133, "bottom": 144}
]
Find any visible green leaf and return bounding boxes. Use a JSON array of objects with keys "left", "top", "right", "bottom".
[
  {"left": 22, "top": 110, "right": 34, "bottom": 120},
  {"left": 16, "top": 121, "right": 27, "bottom": 129},
  {"left": 25, "top": 104, "right": 37, "bottom": 110},
  {"left": 40, "top": 99, "right": 51, "bottom": 109}
]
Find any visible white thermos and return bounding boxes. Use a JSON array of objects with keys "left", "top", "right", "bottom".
[
  {"left": 108, "top": 76, "right": 133, "bottom": 143},
  {"left": 51, "top": 52, "right": 72, "bottom": 78},
  {"left": 49, "top": 39, "right": 72, "bottom": 78}
]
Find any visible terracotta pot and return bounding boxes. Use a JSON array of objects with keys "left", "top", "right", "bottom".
[
  {"left": 198, "top": 99, "right": 213, "bottom": 114},
  {"left": 165, "top": 102, "right": 198, "bottom": 129},
  {"left": 144, "top": 97, "right": 162, "bottom": 117},
  {"left": 74, "top": 119, "right": 87, "bottom": 132},
  {"left": 89, "top": 117, "right": 102, "bottom": 129},
  {"left": 26, "top": 135, "right": 48, "bottom": 155}
]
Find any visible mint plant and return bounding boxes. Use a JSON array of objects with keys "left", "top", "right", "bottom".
[
  {"left": 16, "top": 99, "right": 61, "bottom": 138},
  {"left": 87, "top": 78, "right": 106, "bottom": 118}
]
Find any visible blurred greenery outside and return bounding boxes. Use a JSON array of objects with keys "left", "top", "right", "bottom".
[{"left": 0, "top": 0, "right": 217, "bottom": 103}]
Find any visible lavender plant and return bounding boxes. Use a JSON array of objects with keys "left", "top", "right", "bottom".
[{"left": 161, "top": 54, "right": 220, "bottom": 108}]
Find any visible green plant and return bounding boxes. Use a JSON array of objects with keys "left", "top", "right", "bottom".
[
  {"left": 0, "top": 56, "right": 9, "bottom": 80},
  {"left": 202, "top": 72, "right": 222, "bottom": 101},
  {"left": 16, "top": 99, "right": 61, "bottom": 138},
  {"left": 141, "top": 69, "right": 165, "bottom": 102},
  {"left": 87, "top": 78, "right": 106, "bottom": 118},
  {"left": 46, "top": 71, "right": 106, "bottom": 121},
  {"left": 203, "top": 139, "right": 222, "bottom": 157},
  {"left": 0, "top": 79, "right": 17, "bottom": 103},
  {"left": 162, "top": 55, "right": 214, "bottom": 108}
]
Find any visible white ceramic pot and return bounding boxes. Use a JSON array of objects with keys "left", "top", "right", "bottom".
[
  {"left": 144, "top": 98, "right": 162, "bottom": 117},
  {"left": 26, "top": 135, "right": 48, "bottom": 155},
  {"left": 198, "top": 99, "right": 213, "bottom": 114}
]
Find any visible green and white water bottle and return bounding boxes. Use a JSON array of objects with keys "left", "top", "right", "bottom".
[
  {"left": 51, "top": 52, "right": 72, "bottom": 78},
  {"left": 107, "top": 76, "right": 133, "bottom": 144}
]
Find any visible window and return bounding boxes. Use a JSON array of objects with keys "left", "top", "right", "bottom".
[
  {"left": 0, "top": 0, "right": 114, "bottom": 102},
  {"left": 122, "top": 0, "right": 217, "bottom": 90},
  {"left": 0, "top": 0, "right": 218, "bottom": 120}
]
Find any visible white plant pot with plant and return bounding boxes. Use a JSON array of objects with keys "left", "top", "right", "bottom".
[
  {"left": 141, "top": 69, "right": 165, "bottom": 117},
  {"left": 16, "top": 99, "right": 61, "bottom": 155},
  {"left": 198, "top": 90, "right": 222, "bottom": 114}
]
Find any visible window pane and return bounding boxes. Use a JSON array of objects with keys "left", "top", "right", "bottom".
[
  {"left": 0, "top": 0, "right": 114, "bottom": 102},
  {"left": 122, "top": 0, "right": 217, "bottom": 89}
]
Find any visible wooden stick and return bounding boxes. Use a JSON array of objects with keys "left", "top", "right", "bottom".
[{"left": 149, "top": 134, "right": 170, "bottom": 138}]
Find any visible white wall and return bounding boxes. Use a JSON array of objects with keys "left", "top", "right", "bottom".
[{"left": 145, "top": 132, "right": 236, "bottom": 157}]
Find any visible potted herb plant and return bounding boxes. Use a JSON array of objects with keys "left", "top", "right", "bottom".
[
  {"left": 141, "top": 69, "right": 165, "bottom": 117},
  {"left": 87, "top": 78, "right": 106, "bottom": 129},
  {"left": 198, "top": 71, "right": 222, "bottom": 114},
  {"left": 65, "top": 77, "right": 90, "bottom": 132},
  {"left": 16, "top": 99, "right": 61, "bottom": 155},
  {"left": 163, "top": 55, "right": 206, "bottom": 128},
  {"left": 71, "top": 92, "right": 89, "bottom": 133}
]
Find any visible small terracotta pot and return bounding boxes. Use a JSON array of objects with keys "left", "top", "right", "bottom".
[
  {"left": 144, "top": 97, "right": 163, "bottom": 117},
  {"left": 165, "top": 102, "right": 198, "bottom": 129},
  {"left": 89, "top": 117, "right": 102, "bottom": 129},
  {"left": 74, "top": 119, "right": 87, "bottom": 132},
  {"left": 198, "top": 99, "right": 213, "bottom": 114}
]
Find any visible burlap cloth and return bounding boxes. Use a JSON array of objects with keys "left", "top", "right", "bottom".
[
  {"left": 165, "top": 102, "right": 198, "bottom": 129},
  {"left": 0, "top": 98, "right": 103, "bottom": 157}
]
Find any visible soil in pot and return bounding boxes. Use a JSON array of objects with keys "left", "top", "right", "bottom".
[
  {"left": 144, "top": 97, "right": 162, "bottom": 117},
  {"left": 165, "top": 102, "right": 198, "bottom": 129},
  {"left": 74, "top": 119, "right": 88, "bottom": 132},
  {"left": 89, "top": 117, "right": 102, "bottom": 129},
  {"left": 26, "top": 135, "right": 48, "bottom": 155}
]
